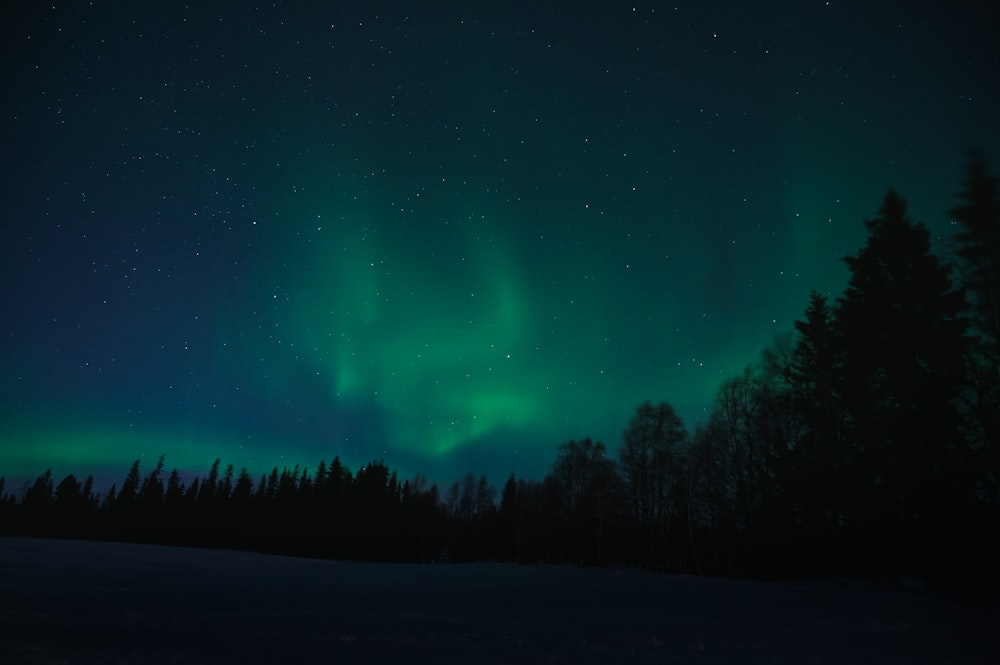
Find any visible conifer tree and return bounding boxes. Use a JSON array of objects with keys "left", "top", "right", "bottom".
[
  {"left": 950, "top": 152, "right": 1000, "bottom": 495},
  {"left": 23, "top": 470, "right": 54, "bottom": 511},
  {"left": 835, "top": 190, "right": 969, "bottom": 546},
  {"left": 138, "top": 455, "right": 166, "bottom": 507},
  {"left": 952, "top": 151, "right": 1000, "bottom": 356},
  {"left": 791, "top": 292, "right": 846, "bottom": 532},
  {"left": 164, "top": 469, "right": 185, "bottom": 506},
  {"left": 118, "top": 460, "right": 142, "bottom": 507}
]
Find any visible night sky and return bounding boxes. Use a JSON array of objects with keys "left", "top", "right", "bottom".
[{"left": 3, "top": 1, "right": 999, "bottom": 489}]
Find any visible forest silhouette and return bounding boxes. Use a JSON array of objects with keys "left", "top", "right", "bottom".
[{"left": 3, "top": 153, "right": 998, "bottom": 590}]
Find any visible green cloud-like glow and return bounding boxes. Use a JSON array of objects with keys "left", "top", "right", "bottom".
[
  {"left": 5, "top": 1, "right": 994, "bottom": 488},
  {"left": 292, "top": 203, "right": 548, "bottom": 461}
]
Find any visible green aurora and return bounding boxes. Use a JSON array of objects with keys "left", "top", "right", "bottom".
[{"left": 2, "top": 2, "right": 998, "bottom": 488}]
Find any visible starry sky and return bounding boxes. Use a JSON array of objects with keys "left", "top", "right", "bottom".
[{"left": 3, "top": 1, "right": 999, "bottom": 489}]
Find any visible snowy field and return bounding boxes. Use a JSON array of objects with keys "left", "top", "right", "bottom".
[{"left": 0, "top": 537, "right": 996, "bottom": 664}]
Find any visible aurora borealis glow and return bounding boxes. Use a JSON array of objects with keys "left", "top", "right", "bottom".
[{"left": 3, "top": 2, "right": 999, "bottom": 488}]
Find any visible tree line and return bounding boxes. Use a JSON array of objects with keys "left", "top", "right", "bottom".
[{"left": 2, "top": 153, "right": 998, "bottom": 588}]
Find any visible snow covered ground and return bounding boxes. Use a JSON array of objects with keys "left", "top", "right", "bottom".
[{"left": 1, "top": 537, "right": 996, "bottom": 664}]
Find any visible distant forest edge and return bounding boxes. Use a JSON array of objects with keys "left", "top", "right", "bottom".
[{"left": 3, "top": 153, "right": 999, "bottom": 589}]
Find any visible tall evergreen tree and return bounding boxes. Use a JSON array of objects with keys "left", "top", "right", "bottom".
[
  {"left": 792, "top": 292, "right": 840, "bottom": 434},
  {"left": 81, "top": 475, "right": 95, "bottom": 505},
  {"left": 952, "top": 151, "right": 1000, "bottom": 356},
  {"left": 23, "top": 470, "right": 54, "bottom": 511},
  {"left": 138, "top": 455, "right": 166, "bottom": 507},
  {"left": 232, "top": 468, "right": 255, "bottom": 504},
  {"left": 164, "top": 469, "right": 185, "bottom": 506},
  {"left": 218, "top": 464, "right": 235, "bottom": 502},
  {"left": 499, "top": 474, "right": 522, "bottom": 561},
  {"left": 950, "top": 152, "right": 1000, "bottom": 497},
  {"left": 790, "top": 292, "right": 848, "bottom": 539},
  {"left": 54, "top": 474, "right": 82, "bottom": 508},
  {"left": 118, "top": 460, "right": 142, "bottom": 507},
  {"left": 835, "top": 190, "right": 969, "bottom": 559},
  {"left": 199, "top": 459, "right": 221, "bottom": 504}
]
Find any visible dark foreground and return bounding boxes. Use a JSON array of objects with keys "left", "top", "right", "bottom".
[{"left": 1, "top": 538, "right": 996, "bottom": 664}]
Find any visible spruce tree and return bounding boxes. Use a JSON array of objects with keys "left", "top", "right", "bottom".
[
  {"left": 835, "top": 190, "right": 969, "bottom": 552},
  {"left": 952, "top": 151, "right": 1000, "bottom": 356},
  {"left": 951, "top": 152, "right": 1000, "bottom": 497},
  {"left": 791, "top": 292, "right": 846, "bottom": 535}
]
